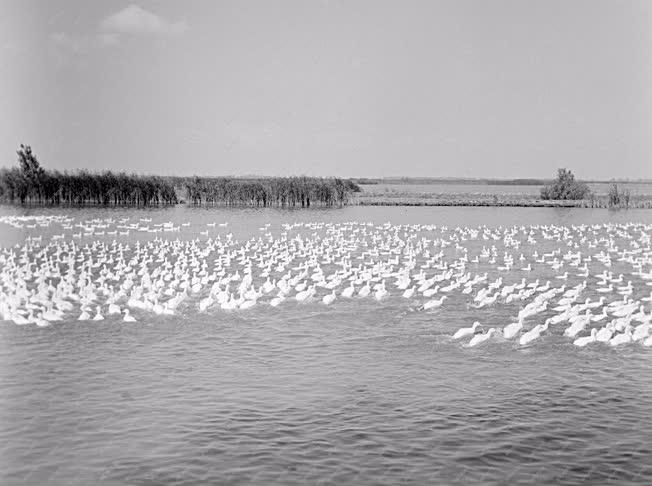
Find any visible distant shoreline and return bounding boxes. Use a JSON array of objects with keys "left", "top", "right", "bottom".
[
  {"left": 354, "top": 193, "right": 652, "bottom": 209},
  {"left": 351, "top": 177, "right": 652, "bottom": 186},
  {"left": 355, "top": 199, "right": 651, "bottom": 208},
  {"left": 3, "top": 196, "right": 651, "bottom": 209}
]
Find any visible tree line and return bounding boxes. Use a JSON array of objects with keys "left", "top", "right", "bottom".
[{"left": 0, "top": 145, "right": 360, "bottom": 207}]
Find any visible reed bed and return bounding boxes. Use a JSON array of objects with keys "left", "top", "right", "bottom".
[
  {"left": 174, "top": 176, "right": 358, "bottom": 207},
  {"left": 0, "top": 172, "right": 360, "bottom": 207},
  {"left": 0, "top": 168, "right": 178, "bottom": 206},
  {"left": 0, "top": 146, "right": 360, "bottom": 207}
]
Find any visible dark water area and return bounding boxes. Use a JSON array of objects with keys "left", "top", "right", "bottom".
[{"left": 3, "top": 305, "right": 652, "bottom": 484}]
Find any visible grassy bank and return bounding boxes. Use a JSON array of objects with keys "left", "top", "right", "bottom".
[{"left": 354, "top": 192, "right": 652, "bottom": 208}]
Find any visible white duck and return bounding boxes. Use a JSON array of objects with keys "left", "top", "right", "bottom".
[
  {"left": 322, "top": 290, "right": 337, "bottom": 305},
  {"left": 467, "top": 328, "right": 495, "bottom": 347},
  {"left": 296, "top": 285, "right": 315, "bottom": 303},
  {"left": 374, "top": 281, "right": 389, "bottom": 301},
  {"left": 270, "top": 293, "right": 286, "bottom": 307},
  {"left": 632, "top": 322, "right": 651, "bottom": 342},
  {"left": 402, "top": 286, "right": 416, "bottom": 299},
  {"left": 573, "top": 328, "right": 597, "bottom": 347},
  {"left": 453, "top": 321, "right": 481, "bottom": 340},
  {"left": 519, "top": 322, "right": 548, "bottom": 346},
  {"left": 341, "top": 282, "right": 355, "bottom": 298},
  {"left": 35, "top": 312, "right": 51, "bottom": 327},
  {"left": 423, "top": 295, "right": 447, "bottom": 310},
  {"left": 595, "top": 322, "right": 615, "bottom": 343},
  {"left": 609, "top": 327, "right": 633, "bottom": 346},
  {"left": 357, "top": 282, "right": 371, "bottom": 298},
  {"left": 503, "top": 318, "right": 524, "bottom": 340}
]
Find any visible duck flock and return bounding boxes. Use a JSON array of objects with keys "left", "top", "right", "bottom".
[{"left": 1, "top": 215, "right": 652, "bottom": 349}]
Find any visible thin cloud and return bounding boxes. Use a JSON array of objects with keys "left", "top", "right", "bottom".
[
  {"left": 50, "top": 31, "right": 118, "bottom": 54},
  {"left": 50, "top": 5, "right": 185, "bottom": 61},
  {"left": 100, "top": 4, "right": 187, "bottom": 36},
  {"left": 50, "top": 32, "right": 94, "bottom": 54}
]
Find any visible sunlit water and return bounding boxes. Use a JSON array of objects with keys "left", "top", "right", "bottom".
[{"left": 1, "top": 205, "right": 652, "bottom": 485}]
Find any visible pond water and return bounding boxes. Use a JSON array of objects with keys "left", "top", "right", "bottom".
[{"left": 1, "top": 204, "right": 652, "bottom": 485}]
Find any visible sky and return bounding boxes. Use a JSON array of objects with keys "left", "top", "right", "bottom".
[{"left": 1, "top": 0, "right": 651, "bottom": 179}]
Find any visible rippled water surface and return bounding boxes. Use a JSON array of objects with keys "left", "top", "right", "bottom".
[{"left": 2, "top": 205, "right": 652, "bottom": 484}]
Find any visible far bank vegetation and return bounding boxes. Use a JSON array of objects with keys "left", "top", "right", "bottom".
[
  {"left": 539, "top": 168, "right": 635, "bottom": 208},
  {"left": 0, "top": 145, "right": 360, "bottom": 207}
]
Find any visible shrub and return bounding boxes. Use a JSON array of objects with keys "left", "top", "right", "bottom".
[{"left": 540, "top": 169, "right": 591, "bottom": 200}]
